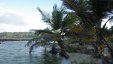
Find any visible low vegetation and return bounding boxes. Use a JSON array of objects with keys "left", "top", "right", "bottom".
[{"left": 0, "top": 32, "right": 34, "bottom": 38}]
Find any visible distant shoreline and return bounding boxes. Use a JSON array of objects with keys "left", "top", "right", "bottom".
[{"left": 0, "top": 38, "right": 32, "bottom": 41}]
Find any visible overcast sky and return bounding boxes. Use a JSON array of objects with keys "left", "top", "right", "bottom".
[{"left": 0, "top": 0, "right": 62, "bottom": 32}]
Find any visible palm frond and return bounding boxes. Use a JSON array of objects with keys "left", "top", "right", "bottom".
[
  {"left": 62, "top": 0, "right": 97, "bottom": 28},
  {"left": 62, "top": 12, "right": 80, "bottom": 28},
  {"left": 62, "top": 0, "right": 79, "bottom": 12},
  {"left": 29, "top": 42, "right": 38, "bottom": 54},
  {"left": 108, "top": 16, "right": 113, "bottom": 23},
  {"left": 34, "top": 30, "right": 54, "bottom": 34},
  {"left": 42, "top": 33, "right": 59, "bottom": 41},
  {"left": 37, "top": 8, "right": 52, "bottom": 25},
  {"left": 27, "top": 33, "right": 59, "bottom": 54},
  {"left": 51, "top": 5, "right": 66, "bottom": 30},
  {"left": 25, "top": 36, "right": 42, "bottom": 47},
  {"left": 102, "top": 16, "right": 113, "bottom": 29},
  {"left": 26, "top": 35, "right": 58, "bottom": 47},
  {"left": 90, "top": 0, "right": 113, "bottom": 18},
  {"left": 26, "top": 30, "right": 59, "bottom": 47}
]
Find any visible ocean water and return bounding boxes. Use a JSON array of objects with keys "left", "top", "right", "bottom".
[{"left": 0, "top": 41, "right": 70, "bottom": 64}]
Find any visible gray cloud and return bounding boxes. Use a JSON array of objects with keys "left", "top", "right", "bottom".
[{"left": 0, "top": 12, "right": 26, "bottom": 26}]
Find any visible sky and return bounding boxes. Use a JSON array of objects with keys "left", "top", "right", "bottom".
[
  {"left": 0, "top": 0, "right": 112, "bottom": 32},
  {"left": 0, "top": 0, "right": 62, "bottom": 32}
]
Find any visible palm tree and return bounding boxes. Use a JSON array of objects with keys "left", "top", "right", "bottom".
[
  {"left": 61, "top": 0, "right": 113, "bottom": 62},
  {"left": 26, "top": 5, "right": 79, "bottom": 58}
]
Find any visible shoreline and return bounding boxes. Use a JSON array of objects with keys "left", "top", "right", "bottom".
[{"left": 0, "top": 38, "right": 32, "bottom": 41}]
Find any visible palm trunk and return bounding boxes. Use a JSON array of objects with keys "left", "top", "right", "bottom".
[
  {"left": 99, "top": 37, "right": 113, "bottom": 64},
  {"left": 92, "top": 42, "right": 101, "bottom": 58},
  {"left": 95, "top": 27, "right": 113, "bottom": 63},
  {"left": 57, "top": 38, "right": 69, "bottom": 59},
  {"left": 102, "top": 38, "right": 113, "bottom": 59},
  {"left": 56, "top": 28, "right": 69, "bottom": 59},
  {"left": 49, "top": 43, "right": 58, "bottom": 55}
]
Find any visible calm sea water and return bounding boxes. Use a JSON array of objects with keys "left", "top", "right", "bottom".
[{"left": 0, "top": 41, "right": 71, "bottom": 64}]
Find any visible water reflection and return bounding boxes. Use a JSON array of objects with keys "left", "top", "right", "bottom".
[
  {"left": 29, "top": 47, "right": 61, "bottom": 64},
  {"left": 41, "top": 49, "right": 61, "bottom": 64},
  {"left": 61, "top": 58, "right": 71, "bottom": 64}
]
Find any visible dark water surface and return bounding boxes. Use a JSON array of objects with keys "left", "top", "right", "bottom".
[{"left": 0, "top": 41, "right": 70, "bottom": 64}]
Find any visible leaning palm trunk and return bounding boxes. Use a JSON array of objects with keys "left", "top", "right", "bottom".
[
  {"left": 57, "top": 35, "right": 69, "bottom": 59},
  {"left": 95, "top": 27, "right": 113, "bottom": 63},
  {"left": 102, "top": 36, "right": 113, "bottom": 59},
  {"left": 102, "top": 37, "right": 113, "bottom": 63}
]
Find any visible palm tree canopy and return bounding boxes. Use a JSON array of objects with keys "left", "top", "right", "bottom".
[
  {"left": 38, "top": 5, "right": 65, "bottom": 30},
  {"left": 61, "top": 0, "right": 113, "bottom": 28},
  {"left": 90, "top": 0, "right": 113, "bottom": 18},
  {"left": 27, "top": 5, "right": 80, "bottom": 54},
  {"left": 38, "top": 4, "right": 79, "bottom": 31}
]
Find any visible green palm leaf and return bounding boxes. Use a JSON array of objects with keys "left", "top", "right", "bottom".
[{"left": 37, "top": 8, "right": 52, "bottom": 25}]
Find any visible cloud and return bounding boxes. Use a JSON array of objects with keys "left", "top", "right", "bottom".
[
  {"left": 0, "top": 12, "right": 26, "bottom": 26},
  {"left": 0, "top": 24, "right": 30, "bottom": 32},
  {"left": 0, "top": 6, "right": 47, "bottom": 32},
  {"left": 0, "top": 7, "right": 26, "bottom": 26}
]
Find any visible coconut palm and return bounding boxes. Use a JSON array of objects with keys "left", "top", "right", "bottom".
[
  {"left": 61, "top": 0, "right": 113, "bottom": 62},
  {"left": 26, "top": 5, "right": 79, "bottom": 58}
]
